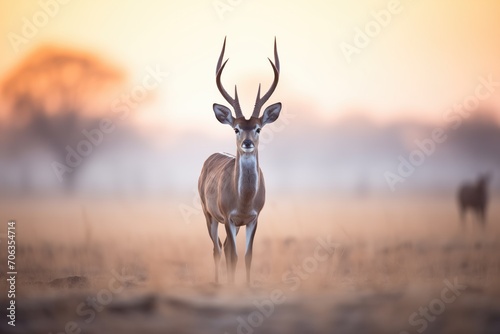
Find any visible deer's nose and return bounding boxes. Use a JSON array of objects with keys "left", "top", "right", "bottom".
[{"left": 242, "top": 139, "right": 254, "bottom": 149}]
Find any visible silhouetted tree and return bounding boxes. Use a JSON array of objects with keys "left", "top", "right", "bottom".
[{"left": 1, "top": 45, "right": 125, "bottom": 193}]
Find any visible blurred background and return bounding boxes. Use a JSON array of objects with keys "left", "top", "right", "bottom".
[
  {"left": 1, "top": 1, "right": 500, "bottom": 333},
  {"left": 0, "top": 0, "right": 499, "bottom": 199}
]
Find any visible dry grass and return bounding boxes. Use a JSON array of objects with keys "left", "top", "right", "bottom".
[{"left": 0, "top": 194, "right": 499, "bottom": 333}]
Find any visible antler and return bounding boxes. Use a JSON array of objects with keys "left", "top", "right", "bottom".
[
  {"left": 216, "top": 37, "right": 243, "bottom": 118},
  {"left": 252, "top": 38, "right": 280, "bottom": 118}
]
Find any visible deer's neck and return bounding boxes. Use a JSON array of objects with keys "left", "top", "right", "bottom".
[{"left": 234, "top": 151, "right": 260, "bottom": 207}]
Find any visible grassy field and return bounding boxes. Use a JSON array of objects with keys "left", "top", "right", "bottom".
[{"left": 0, "top": 194, "right": 499, "bottom": 334}]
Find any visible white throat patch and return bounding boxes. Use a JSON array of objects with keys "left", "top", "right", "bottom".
[{"left": 238, "top": 155, "right": 258, "bottom": 197}]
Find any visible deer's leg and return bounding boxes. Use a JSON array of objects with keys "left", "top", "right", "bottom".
[
  {"left": 479, "top": 207, "right": 486, "bottom": 227},
  {"left": 206, "top": 215, "right": 221, "bottom": 284},
  {"left": 224, "top": 227, "right": 239, "bottom": 279},
  {"left": 459, "top": 204, "right": 466, "bottom": 228},
  {"left": 224, "top": 236, "right": 230, "bottom": 276},
  {"left": 224, "top": 222, "right": 239, "bottom": 284},
  {"left": 245, "top": 219, "right": 258, "bottom": 286}
]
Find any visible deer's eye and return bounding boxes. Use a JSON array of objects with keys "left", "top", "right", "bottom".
[
  {"left": 256, "top": 128, "right": 261, "bottom": 134},
  {"left": 234, "top": 128, "right": 240, "bottom": 134}
]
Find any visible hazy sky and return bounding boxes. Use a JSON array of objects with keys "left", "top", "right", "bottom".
[{"left": 2, "top": 0, "right": 500, "bottom": 133}]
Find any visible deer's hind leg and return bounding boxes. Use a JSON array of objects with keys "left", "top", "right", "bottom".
[
  {"left": 458, "top": 203, "right": 467, "bottom": 228},
  {"left": 478, "top": 206, "right": 487, "bottom": 228}
]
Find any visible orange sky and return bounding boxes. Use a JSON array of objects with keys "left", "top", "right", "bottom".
[{"left": 1, "top": 0, "right": 500, "bottom": 133}]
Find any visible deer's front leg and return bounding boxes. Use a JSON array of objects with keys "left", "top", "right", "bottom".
[
  {"left": 207, "top": 217, "right": 221, "bottom": 284},
  {"left": 245, "top": 218, "right": 258, "bottom": 285},
  {"left": 224, "top": 221, "right": 238, "bottom": 284}
]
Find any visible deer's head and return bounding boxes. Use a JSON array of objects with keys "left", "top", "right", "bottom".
[{"left": 213, "top": 38, "right": 281, "bottom": 154}]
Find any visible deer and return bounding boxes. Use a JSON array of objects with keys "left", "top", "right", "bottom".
[
  {"left": 198, "top": 38, "right": 281, "bottom": 285},
  {"left": 458, "top": 173, "right": 492, "bottom": 227}
]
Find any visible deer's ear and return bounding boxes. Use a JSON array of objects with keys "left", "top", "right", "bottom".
[
  {"left": 261, "top": 102, "right": 281, "bottom": 126},
  {"left": 213, "top": 104, "right": 234, "bottom": 126}
]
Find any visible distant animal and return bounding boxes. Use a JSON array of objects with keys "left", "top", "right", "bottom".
[
  {"left": 458, "top": 173, "right": 492, "bottom": 226},
  {"left": 198, "top": 38, "right": 282, "bottom": 284}
]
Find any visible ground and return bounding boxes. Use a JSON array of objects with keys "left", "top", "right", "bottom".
[{"left": 0, "top": 194, "right": 499, "bottom": 334}]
